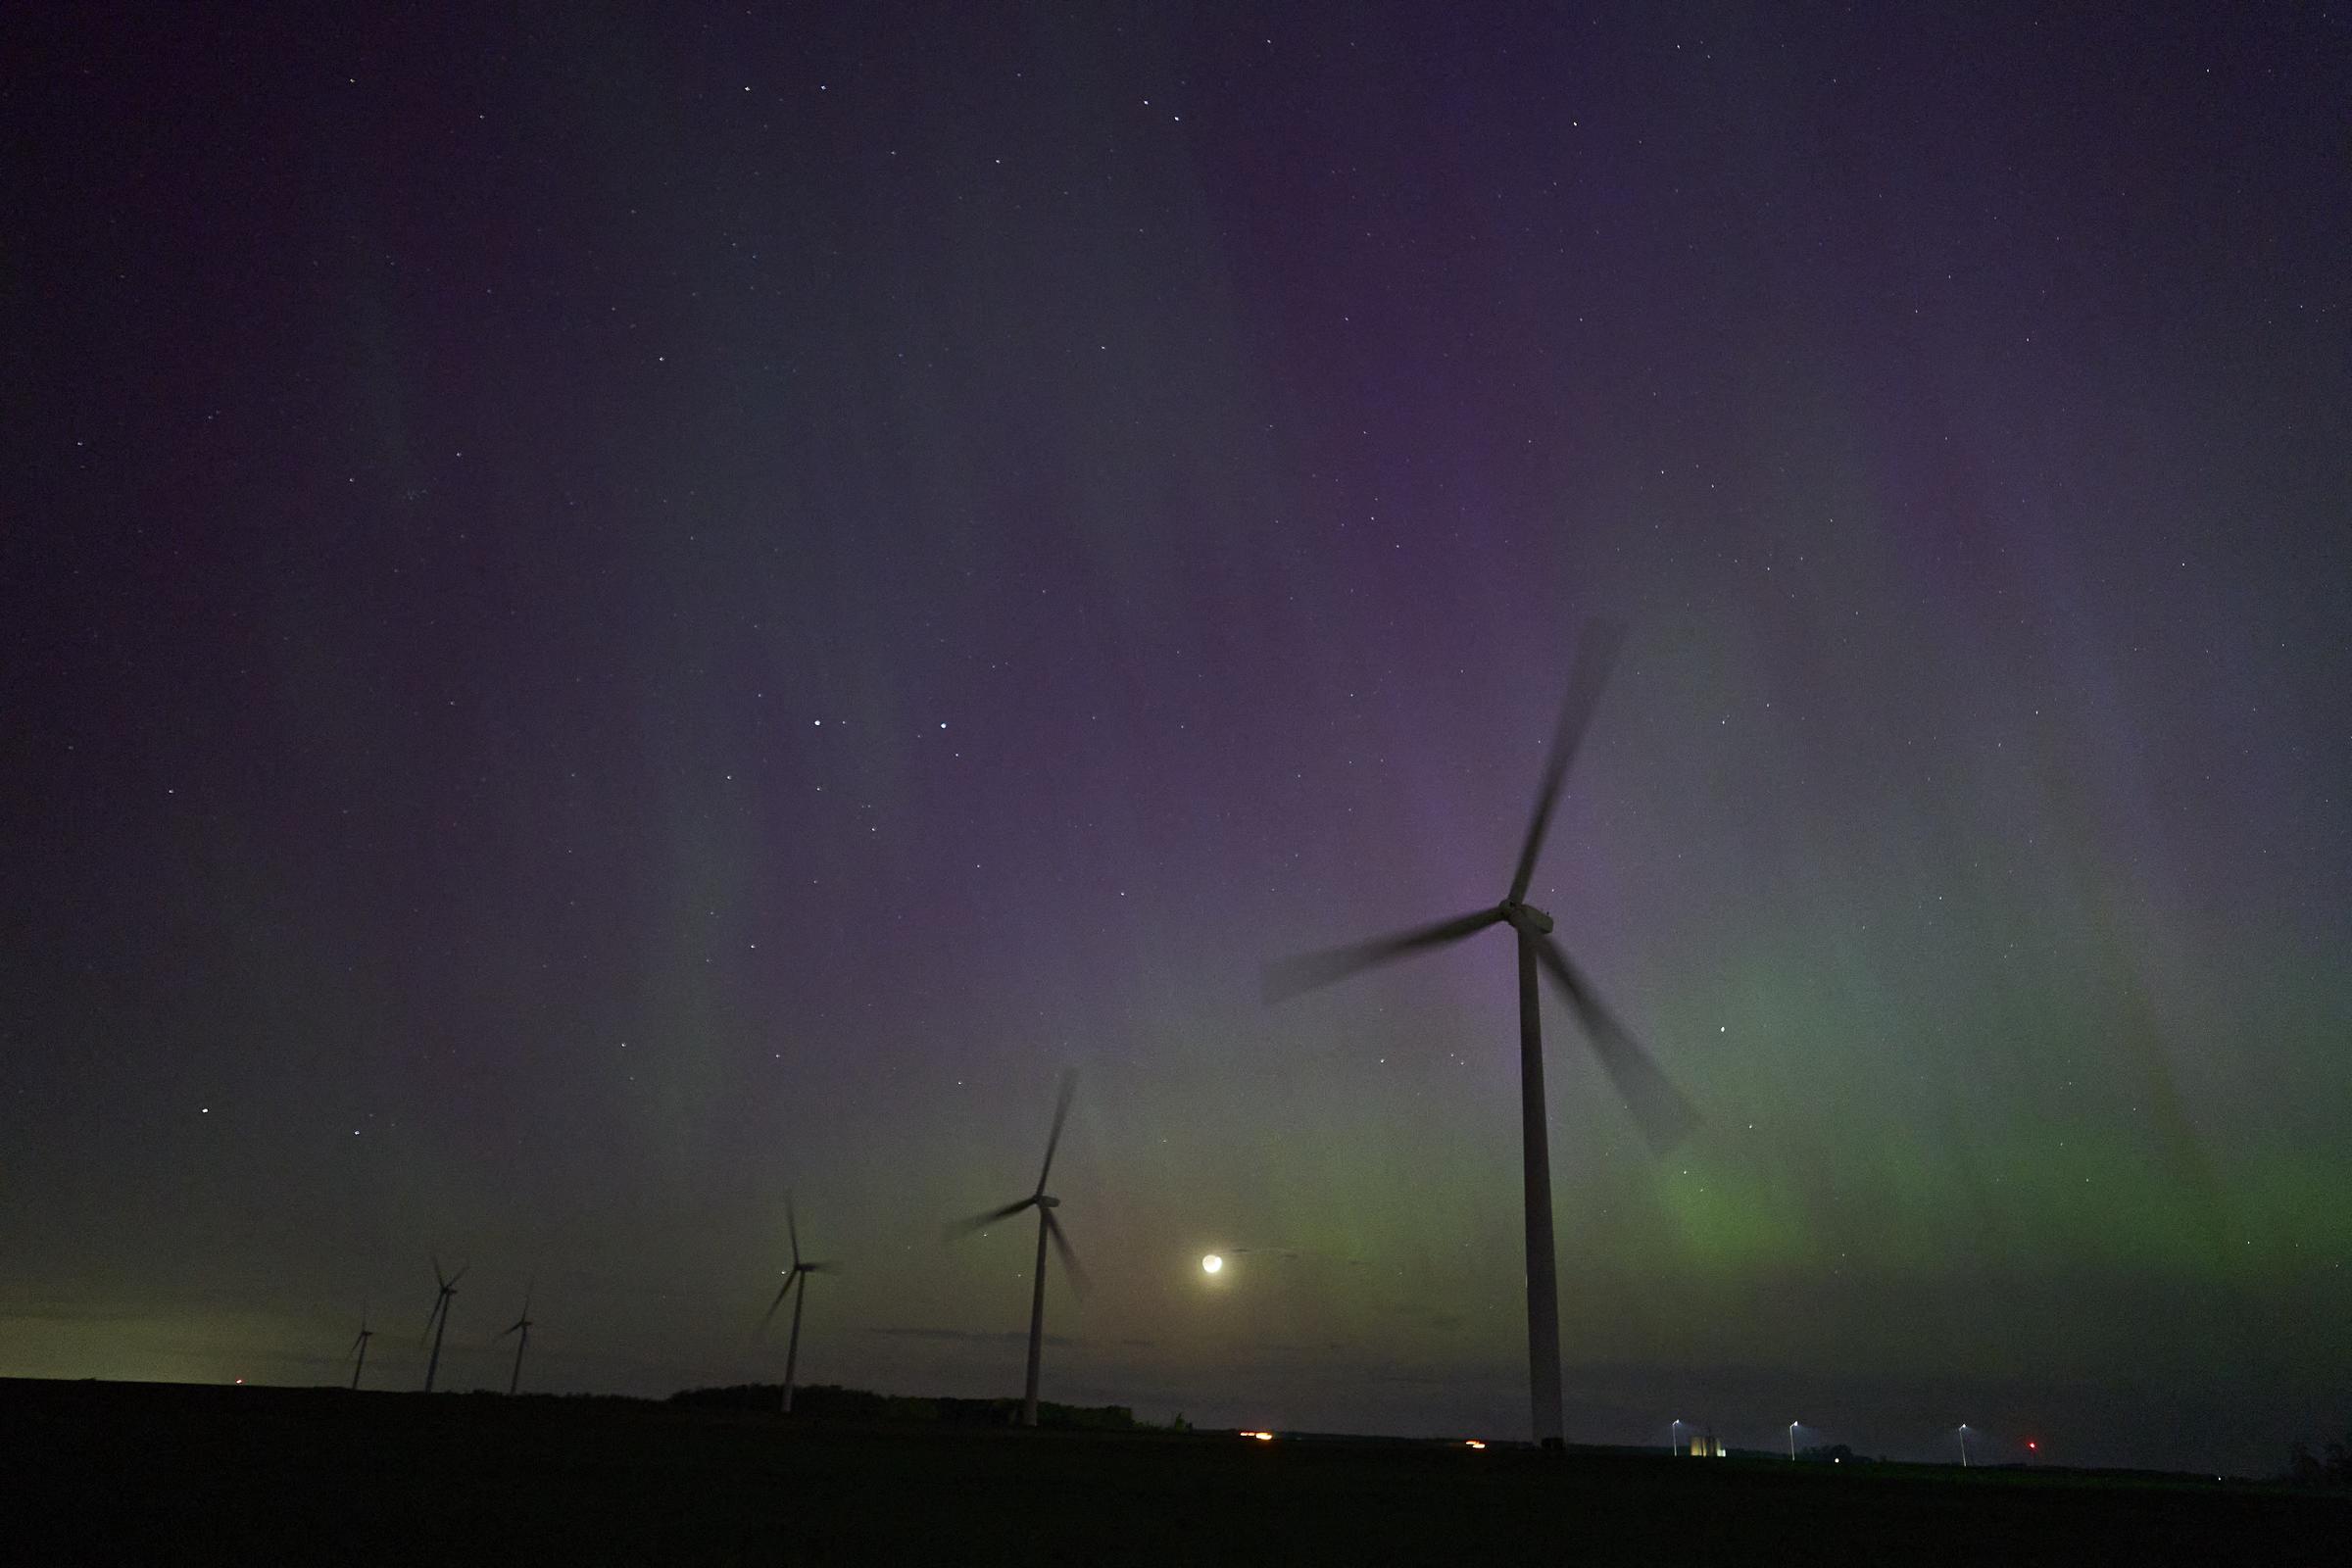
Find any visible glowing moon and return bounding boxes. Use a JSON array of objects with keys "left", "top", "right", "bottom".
[{"left": 1201, "top": 1253, "right": 1224, "bottom": 1274}]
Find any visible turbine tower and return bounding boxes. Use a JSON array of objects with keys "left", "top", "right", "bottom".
[
  {"left": 1264, "top": 622, "right": 1698, "bottom": 1447},
  {"left": 348, "top": 1307, "right": 373, "bottom": 1392},
  {"left": 760, "top": 1195, "right": 836, "bottom": 1414},
  {"left": 498, "top": 1281, "right": 534, "bottom": 1396},
  {"left": 420, "top": 1256, "right": 466, "bottom": 1393},
  {"left": 948, "top": 1070, "right": 1089, "bottom": 1428}
]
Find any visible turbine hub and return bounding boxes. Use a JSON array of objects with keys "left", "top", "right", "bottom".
[
  {"left": 1037, "top": 1194, "right": 1060, "bottom": 1208},
  {"left": 1502, "top": 901, "right": 1555, "bottom": 935}
]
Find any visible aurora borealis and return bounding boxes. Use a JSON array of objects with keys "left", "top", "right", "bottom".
[{"left": 4, "top": 3, "right": 2345, "bottom": 1473}]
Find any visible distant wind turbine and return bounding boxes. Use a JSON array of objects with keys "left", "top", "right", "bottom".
[
  {"left": 420, "top": 1256, "right": 466, "bottom": 1393},
  {"left": 348, "top": 1305, "right": 373, "bottom": 1391},
  {"left": 1263, "top": 622, "right": 1699, "bottom": 1447},
  {"left": 760, "top": 1195, "right": 836, "bottom": 1414},
  {"left": 498, "top": 1281, "right": 534, "bottom": 1396},
  {"left": 947, "top": 1069, "right": 1089, "bottom": 1428}
]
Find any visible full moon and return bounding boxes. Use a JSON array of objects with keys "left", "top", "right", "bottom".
[{"left": 1201, "top": 1253, "right": 1223, "bottom": 1274}]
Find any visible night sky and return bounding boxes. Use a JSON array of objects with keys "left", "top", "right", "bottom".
[{"left": 6, "top": 3, "right": 2346, "bottom": 1474}]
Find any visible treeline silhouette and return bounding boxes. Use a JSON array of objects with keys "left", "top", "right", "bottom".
[
  {"left": 2284, "top": 1428, "right": 2352, "bottom": 1489},
  {"left": 670, "top": 1382, "right": 1140, "bottom": 1430}
]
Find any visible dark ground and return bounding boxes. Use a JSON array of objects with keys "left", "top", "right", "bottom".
[{"left": 6, "top": 1379, "right": 2343, "bottom": 1565}]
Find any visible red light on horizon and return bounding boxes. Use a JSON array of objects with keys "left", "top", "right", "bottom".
[{"left": 2027, "top": 1441, "right": 2038, "bottom": 1452}]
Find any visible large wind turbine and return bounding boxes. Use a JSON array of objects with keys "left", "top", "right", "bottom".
[
  {"left": 947, "top": 1070, "right": 1090, "bottom": 1428},
  {"left": 420, "top": 1256, "right": 466, "bottom": 1393},
  {"left": 760, "top": 1195, "right": 835, "bottom": 1415},
  {"left": 347, "top": 1306, "right": 373, "bottom": 1391},
  {"left": 1264, "top": 622, "right": 1698, "bottom": 1447},
  {"left": 497, "top": 1281, "right": 534, "bottom": 1396}
]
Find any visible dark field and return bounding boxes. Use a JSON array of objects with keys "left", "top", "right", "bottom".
[{"left": 8, "top": 1379, "right": 2343, "bottom": 1565}]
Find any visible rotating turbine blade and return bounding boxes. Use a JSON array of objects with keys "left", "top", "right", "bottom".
[
  {"left": 946, "top": 1197, "right": 1036, "bottom": 1240},
  {"left": 1262, "top": 907, "right": 1504, "bottom": 1003},
  {"left": 1045, "top": 1210, "right": 1092, "bottom": 1299},
  {"left": 432, "top": 1254, "right": 447, "bottom": 1290},
  {"left": 1534, "top": 935, "right": 1698, "bottom": 1152},
  {"left": 760, "top": 1271, "right": 799, "bottom": 1331},
  {"left": 1508, "top": 620, "right": 1626, "bottom": 904},
  {"left": 447, "top": 1263, "right": 469, "bottom": 1288},
  {"left": 1036, "top": 1070, "right": 1077, "bottom": 1195},
  {"left": 787, "top": 1194, "right": 802, "bottom": 1270}
]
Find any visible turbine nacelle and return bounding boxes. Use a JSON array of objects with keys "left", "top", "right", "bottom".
[
  {"left": 1501, "top": 901, "right": 1554, "bottom": 935},
  {"left": 1036, "top": 1194, "right": 1060, "bottom": 1209}
]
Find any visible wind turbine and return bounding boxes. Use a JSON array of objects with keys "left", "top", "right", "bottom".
[
  {"left": 947, "top": 1070, "right": 1090, "bottom": 1428},
  {"left": 348, "top": 1306, "right": 373, "bottom": 1391},
  {"left": 760, "top": 1195, "right": 836, "bottom": 1414},
  {"left": 420, "top": 1256, "right": 466, "bottom": 1393},
  {"left": 498, "top": 1281, "right": 534, "bottom": 1396},
  {"left": 1263, "top": 622, "right": 1699, "bottom": 1447}
]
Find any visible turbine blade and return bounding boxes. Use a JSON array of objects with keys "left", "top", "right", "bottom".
[
  {"left": 432, "top": 1253, "right": 446, "bottom": 1290},
  {"left": 787, "top": 1193, "right": 802, "bottom": 1270},
  {"left": 945, "top": 1198, "right": 1037, "bottom": 1241},
  {"left": 759, "top": 1272, "right": 799, "bottom": 1332},
  {"left": 448, "top": 1262, "right": 469, "bottom": 1288},
  {"left": 1045, "top": 1210, "right": 1091, "bottom": 1299},
  {"left": 1035, "top": 1069, "right": 1077, "bottom": 1195},
  {"left": 1508, "top": 620, "right": 1626, "bottom": 904},
  {"left": 1533, "top": 935, "right": 1699, "bottom": 1152},
  {"left": 1262, "top": 908, "right": 1504, "bottom": 1002}
]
